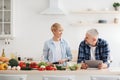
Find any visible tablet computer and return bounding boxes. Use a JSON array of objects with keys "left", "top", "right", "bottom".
[{"left": 85, "top": 60, "right": 103, "bottom": 68}]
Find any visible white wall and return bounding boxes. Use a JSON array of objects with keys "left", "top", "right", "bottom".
[{"left": 0, "top": 0, "right": 120, "bottom": 67}]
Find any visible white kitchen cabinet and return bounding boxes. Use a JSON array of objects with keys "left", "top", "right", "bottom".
[
  {"left": 0, "top": 0, "right": 13, "bottom": 40},
  {"left": 69, "top": 10, "right": 120, "bottom": 26}
]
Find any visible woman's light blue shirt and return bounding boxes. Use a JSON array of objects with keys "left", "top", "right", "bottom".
[{"left": 43, "top": 38, "right": 72, "bottom": 66}]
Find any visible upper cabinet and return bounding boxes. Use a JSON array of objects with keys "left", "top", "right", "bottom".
[{"left": 0, "top": 0, "right": 13, "bottom": 40}]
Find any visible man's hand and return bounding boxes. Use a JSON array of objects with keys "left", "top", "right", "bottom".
[
  {"left": 81, "top": 63, "right": 88, "bottom": 69},
  {"left": 98, "top": 63, "right": 108, "bottom": 69}
]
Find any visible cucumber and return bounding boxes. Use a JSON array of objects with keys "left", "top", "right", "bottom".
[{"left": 56, "top": 66, "right": 66, "bottom": 70}]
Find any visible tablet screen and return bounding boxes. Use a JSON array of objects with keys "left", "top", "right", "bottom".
[{"left": 85, "top": 60, "right": 103, "bottom": 68}]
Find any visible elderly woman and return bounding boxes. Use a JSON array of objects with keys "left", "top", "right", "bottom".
[{"left": 43, "top": 23, "right": 72, "bottom": 66}]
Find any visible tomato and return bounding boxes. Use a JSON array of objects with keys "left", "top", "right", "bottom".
[
  {"left": 53, "top": 67, "right": 57, "bottom": 70},
  {"left": 45, "top": 65, "right": 56, "bottom": 70},
  {"left": 45, "top": 66, "right": 51, "bottom": 70},
  {"left": 30, "top": 62, "right": 38, "bottom": 68},
  {"left": 19, "top": 62, "right": 26, "bottom": 68},
  {"left": 49, "top": 66, "right": 54, "bottom": 70},
  {"left": 34, "top": 65, "right": 39, "bottom": 68},
  {"left": 22, "top": 64, "right": 26, "bottom": 68},
  {"left": 38, "top": 67, "right": 45, "bottom": 71}
]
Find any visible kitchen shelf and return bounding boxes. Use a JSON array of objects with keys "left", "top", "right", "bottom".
[
  {"left": 70, "top": 23, "right": 119, "bottom": 26},
  {"left": 69, "top": 10, "right": 120, "bottom": 26},
  {"left": 70, "top": 10, "right": 120, "bottom": 14}
]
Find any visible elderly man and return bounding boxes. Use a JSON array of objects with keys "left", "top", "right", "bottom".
[{"left": 77, "top": 28, "right": 110, "bottom": 69}]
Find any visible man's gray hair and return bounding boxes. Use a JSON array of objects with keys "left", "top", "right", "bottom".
[{"left": 86, "top": 28, "right": 99, "bottom": 37}]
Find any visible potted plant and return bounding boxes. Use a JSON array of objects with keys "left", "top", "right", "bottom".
[{"left": 113, "top": 2, "right": 120, "bottom": 11}]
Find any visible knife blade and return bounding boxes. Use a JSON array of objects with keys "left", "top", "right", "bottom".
[{"left": 52, "top": 62, "right": 59, "bottom": 64}]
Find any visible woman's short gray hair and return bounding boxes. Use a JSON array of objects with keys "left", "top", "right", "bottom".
[{"left": 86, "top": 28, "right": 99, "bottom": 37}]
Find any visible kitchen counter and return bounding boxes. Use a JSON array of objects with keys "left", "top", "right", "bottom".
[
  {"left": 0, "top": 67, "right": 120, "bottom": 80},
  {"left": 0, "top": 69, "right": 118, "bottom": 75}
]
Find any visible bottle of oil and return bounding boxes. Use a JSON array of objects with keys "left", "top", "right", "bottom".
[{"left": 1, "top": 49, "right": 5, "bottom": 57}]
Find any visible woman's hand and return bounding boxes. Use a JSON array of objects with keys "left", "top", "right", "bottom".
[
  {"left": 47, "top": 62, "right": 53, "bottom": 66},
  {"left": 58, "top": 59, "right": 67, "bottom": 64}
]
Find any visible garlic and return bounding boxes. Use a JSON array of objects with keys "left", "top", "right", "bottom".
[
  {"left": 40, "top": 65, "right": 46, "bottom": 68},
  {"left": 11, "top": 66, "right": 16, "bottom": 70},
  {"left": 7, "top": 66, "right": 12, "bottom": 70},
  {"left": 16, "top": 66, "right": 21, "bottom": 70}
]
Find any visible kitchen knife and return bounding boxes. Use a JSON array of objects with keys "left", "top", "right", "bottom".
[{"left": 52, "top": 62, "right": 59, "bottom": 64}]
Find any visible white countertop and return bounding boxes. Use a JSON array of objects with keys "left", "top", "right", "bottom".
[
  {"left": 1, "top": 67, "right": 120, "bottom": 80},
  {"left": 0, "top": 67, "right": 120, "bottom": 75}
]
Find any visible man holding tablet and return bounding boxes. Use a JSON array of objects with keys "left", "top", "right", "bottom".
[{"left": 77, "top": 28, "right": 110, "bottom": 69}]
